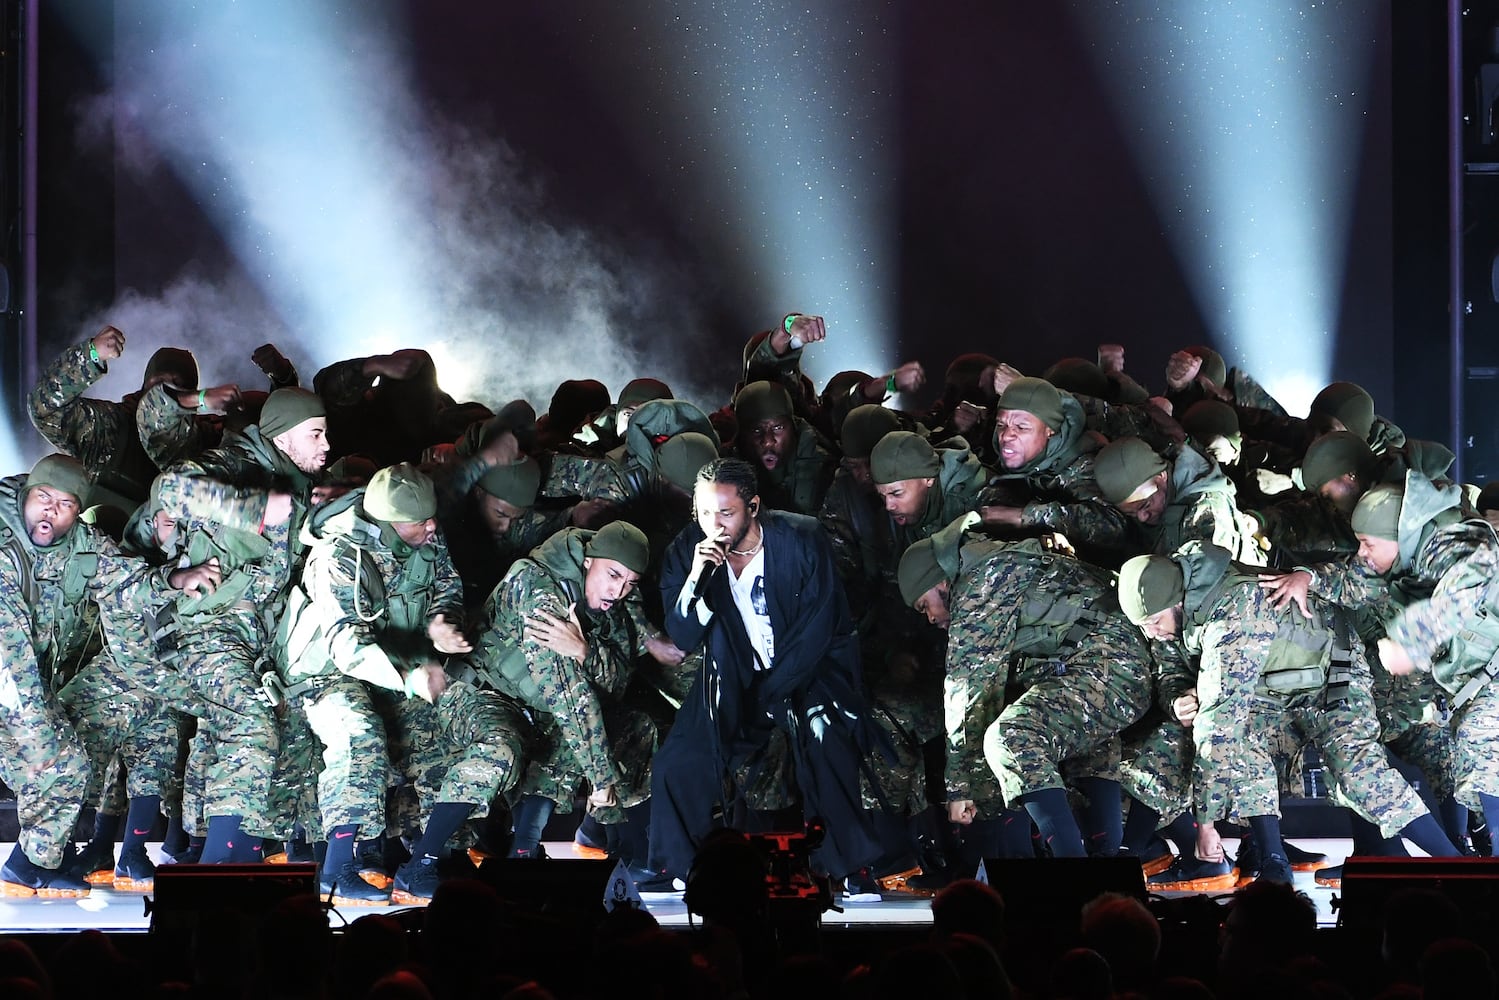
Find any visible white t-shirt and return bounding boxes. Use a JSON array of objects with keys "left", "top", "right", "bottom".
[{"left": 727, "top": 549, "right": 775, "bottom": 672}]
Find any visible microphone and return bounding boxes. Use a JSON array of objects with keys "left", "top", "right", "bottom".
[{"left": 692, "top": 560, "right": 723, "bottom": 606}]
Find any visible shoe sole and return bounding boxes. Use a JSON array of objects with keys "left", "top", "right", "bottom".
[
  {"left": 1150, "top": 872, "right": 1239, "bottom": 892},
  {"left": 330, "top": 893, "right": 390, "bottom": 907},
  {"left": 1314, "top": 876, "right": 1341, "bottom": 888},
  {"left": 1142, "top": 853, "right": 1177, "bottom": 878},
  {"left": 571, "top": 843, "right": 609, "bottom": 860},
  {"left": 360, "top": 870, "right": 393, "bottom": 890},
  {"left": 264, "top": 852, "right": 289, "bottom": 865},
  {"left": 389, "top": 889, "right": 432, "bottom": 906},
  {"left": 874, "top": 867, "right": 931, "bottom": 896},
  {"left": 113, "top": 876, "right": 154, "bottom": 891},
  {"left": 1291, "top": 859, "right": 1332, "bottom": 872},
  {"left": 0, "top": 879, "right": 89, "bottom": 898},
  {"left": 83, "top": 868, "right": 116, "bottom": 885}
]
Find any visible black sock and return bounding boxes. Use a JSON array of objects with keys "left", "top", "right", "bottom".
[
  {"left": 1160, "top": 813, "right": 1195, "bottom": 857},
  {"left": 1439, "top": 797, "right": 1468, "bottom": 848},
  {"left": 121, "top": 795, "right": 162, "bottom": 857},
  {"left": 1016, "top": 788, "right": 1087, "bottom": 858},
  {"left": 1122, "top": 801, "right": 1163, "bottom": 856},
  {"left": 200, "top": 815, "right": 243, "bottom": 864},
  {"left": 412, "top": 802, "right": 477, "bottom": 862},
  {"left": 1247, "top": 815, "right": 1284, "bottom": 859},
  {"left": 614, "top": 800, "right": 652, "bottom": 867},
  {"left": 163, "top": 813, "right": 189, "bottom": 857},
  {"left": 324, "top": 824, "right": 359, "bottom": 873},
  {"left": 1400, "top": 813, "right": 1460, "bottom": 858},
  {"left": 1076, "top": 778, "right": 1123, "bottom": 855},
  {"left": 996, "top": 810, "right": 1037, "bottom": 858},
  {"left": 89, "top": 811, "right": 120, "bottom": 856},
  {"left": 1348, "top": 810, "right": 1386, "bottom": 856},
  {"left": 507, "top": 795, "right": 554, "bottom": 859}
]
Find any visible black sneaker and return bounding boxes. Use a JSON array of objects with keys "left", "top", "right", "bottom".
[
  {"left": 72, "top": 839, "right": 116, "bottom": 886},
  {"left": 321, "top": 861, "right": 391, "bottom": 906},
  {"left": 357, "top": 838, "right": 391, "bottom": 890},
  {"left": 844, "top": 868, "right": 882, "bottom": 901},
  {"left": 1148, "top": 854, "right": 1237, "bottom": 891},
  {"left": 1313, "top": 864, "right": 1343, "bottom": 888},
  {"left": 1283, "top": 840, "right": 1329, "bottom": 872},
  {"left": 1233, "top": 835, "right": 1261, "bottom": 885},
  {"left": 162, "top": 840, "right": 203, "bottom": 865},
  {"left": 391, "top": 856, "right": 441, "bottom": 906},
  {"left": 113, "top": 848, "right": 157, "bottom": 891},
  {"left": 1251, "top": 852, "right": 1294, "bottom": 886},
  {"left": 1, "top": 845, "right": 90, "bottom": 898}
]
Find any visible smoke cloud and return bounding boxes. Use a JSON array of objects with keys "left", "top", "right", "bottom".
[{"left": 47, "top": 1, "right": 729, "bottom": 455}]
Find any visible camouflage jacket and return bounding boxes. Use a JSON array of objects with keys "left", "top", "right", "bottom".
[
  {"left": 0, "top": 475, "right": 168, "bottom": 701},
  {"left": 983, "top": 391, "right": 1130, "bottom": 561},
  {"left": 466, "top": 528, "right": 645, "bottom": 787},
  {"left": 154, "top": 426, "right": 314, "bottom": 631},
  {"left": 1177, "top": 540, "right": 1360, "bottom": 702},
  {"left": 1152, "top": 445, "right": 1266, "bottom": 564},
  {"left": 135, "top": 383, "right": 224, "bottom": 472},
  {"left": 605, "top": 398, "right": 719, "bottom": 501},
  {"left": 932, "top": 516, "right": 1139, "bottom": 801},
  {"left": 278, "top": 490, "right": 465, "bottom": 689},
  {"left": 28, "top": 341, "right": 157, "bottom": 506},
  {"left": 1074, "top": 393, "right": 1184, "bottom": 454},
  {"left": 1254, "top": 491, "right": 1360, "bottom": 567},
  {"left": 1365, "top": 475, "right": 1499, "bottom": 692}
]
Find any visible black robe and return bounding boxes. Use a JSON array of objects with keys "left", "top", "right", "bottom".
[{"left": 647, "top": 509, "right": 883, "bottom": 878}]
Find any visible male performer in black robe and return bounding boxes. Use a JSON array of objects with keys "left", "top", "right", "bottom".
[{"left": 647, "top": 457, "right": 882, "bottom": 882}]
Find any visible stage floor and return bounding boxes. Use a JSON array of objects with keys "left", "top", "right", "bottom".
[{"left": 0, "top": 838, "right": 1359, "bottom": 933}]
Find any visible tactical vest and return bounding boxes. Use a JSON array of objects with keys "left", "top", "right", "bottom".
[
  {"left": 477, "top": 561, "right": 585, "bottom": 704},
  {"left": 0, "top": 476, "right": 101, "bottom": 686},
  {"left": 1196, "top": 564, "right": 1357, "bottom": 699},
  {"left": 959, "top": 535, "right": 1111, "bottom": 658},
  {"left": 173, "top": 524, "right": 273, "bottom": 620}
]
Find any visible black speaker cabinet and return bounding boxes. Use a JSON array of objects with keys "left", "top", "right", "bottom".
[
  {"left": 1334, "top": 856, "right": 1499, "bottom": 932},
  {"left": 145, "top": 862, "right": 319, "bottom": 932},
  {"left": 473, "top": 857, "right": 631, "bottom": 924},
  {"left": 981, "top": 855, "right": 1148, "bottom": 924}
]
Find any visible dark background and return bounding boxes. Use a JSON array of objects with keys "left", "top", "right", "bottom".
[{"left": 16, "top": 2, "right": 1489, "bottom": 478}]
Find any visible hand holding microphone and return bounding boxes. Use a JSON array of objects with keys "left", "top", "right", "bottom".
[{"left": 691, "top": 528, "right": 731, "bottom": 604}]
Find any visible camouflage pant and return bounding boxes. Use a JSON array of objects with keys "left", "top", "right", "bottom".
[
  {"left": 180, "top": 730, "right": 209, "bottom": 837},
  {"left": 860, "top": 681, "right": 943, "bottom": 815},
  {"left": 381, "top": 681, "right": 529, "bottom": 829},
  {"left": 0, "top": 694, "right": 90, "bottom": 869},
  {"left": 170, "top": 614, "right": 279, "bottom": 828},
  {"left": 302, "top": 675, "right": 389, "bottom": 831},
  {"left": 1196, "top": 678, "right": 1429, "bottom": 838},
  {"left": 261, "top": 703, "right": 323, "bottom": 841},
  {"left": 1451, "top": 681, "right": 1499, "bottom": 811},
  {"left": 57, "top": 650, "right": 181, "bottom": 807},
  {"left": 982, "top": 625, "right": 1153, "bottom": 806},
  {"left": 519, "top": 698, "right": 655, "bottom": 824},
  {"left": 1118, "top": 710, "right": 1194, "bottom": 822}
]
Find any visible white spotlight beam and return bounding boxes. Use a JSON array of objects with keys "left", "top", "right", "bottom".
[{"left": 1070, "top": 1, "right": 1382, "bottom": 414}]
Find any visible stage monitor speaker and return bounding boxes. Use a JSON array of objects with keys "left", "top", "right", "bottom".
[
  {"left": 474, "top": 857, "right": 635, "bottom": 924},
  {"left": 979, "top": 856, "right": 1146, "bottom": 938},
  {"left": 145, "top": 863, "right": 319, "bottom": 933},
  {"left": 1334, "top": 856, "right": 1499, "bottom": 932}
]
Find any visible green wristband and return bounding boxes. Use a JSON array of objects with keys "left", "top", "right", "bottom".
[
  {"left": 88, "top": 342, "right": 101, "bottom": 365},
  {"left": 886, "top": 374, "right": 898, "bottom": 396}
]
